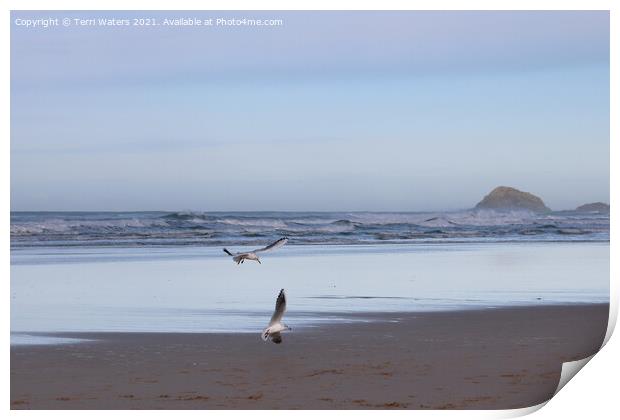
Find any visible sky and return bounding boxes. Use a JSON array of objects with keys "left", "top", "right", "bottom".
[{"left": 11, "top": 11, "right": 609, "bottom": 211}]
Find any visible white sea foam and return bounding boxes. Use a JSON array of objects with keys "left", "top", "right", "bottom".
[{"left": 216, "top": 218, "right": 289, "bottom": 228}]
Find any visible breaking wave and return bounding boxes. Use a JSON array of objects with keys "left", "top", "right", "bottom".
[{"left": 11, "top": 210, "right": 609, "bottom": 248}]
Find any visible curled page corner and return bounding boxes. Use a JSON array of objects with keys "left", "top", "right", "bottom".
[
  {"left": 495, "top": 401, "right": 548, "bottom": 418},
  {"left": 554, "top": 355, "right": 595, "bottom": 396},
  {"left": 503, "top": 355, "right": 598, "bottom": 418}
]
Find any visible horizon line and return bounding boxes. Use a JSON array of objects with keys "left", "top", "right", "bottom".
[{"left": 9, "top": 206, "right": 604, "bottom": 213}]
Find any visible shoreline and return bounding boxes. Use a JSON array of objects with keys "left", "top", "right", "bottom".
[
  {"left": 11, "top": 301, "right": 611, "bottom": 345},
  {"left": 10, "top": 301, "right": 610, "bottom": 340},
  {"left": 11, "top": 303, "right": 609, "bottom": 409}
]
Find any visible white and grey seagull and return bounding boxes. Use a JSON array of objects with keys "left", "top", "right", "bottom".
[
  {"left": 262, "top": 289, "right": 290, "bottom": 344},
  {"left": 223, "top": 237, "right": 288, "bottom": 265}
]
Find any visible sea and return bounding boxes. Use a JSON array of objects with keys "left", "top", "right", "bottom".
[
  {"left": 10, "top": 209, "right": 610, "bottom": 248},
  {"left": 10, "top": 210, "right": 610, "bottom": 344}
]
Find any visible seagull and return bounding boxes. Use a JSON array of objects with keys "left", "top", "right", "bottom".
[
  {"left": 262, "top": 289, "right": 290, "bottom": 344},
  {"left": 223, "top": 237, "right": 288, "bottom": 265}
]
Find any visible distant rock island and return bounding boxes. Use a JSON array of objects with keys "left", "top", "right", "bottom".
[
  {"left": 475, "top": 186, "right": 550, "bottom": 212},
  {"left": 575, "top": 202, "right": 610, "bottom": 213}
]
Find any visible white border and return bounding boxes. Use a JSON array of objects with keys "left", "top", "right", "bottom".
[{"left": 3, "top": 1, "right": 616, "bottom": 419}]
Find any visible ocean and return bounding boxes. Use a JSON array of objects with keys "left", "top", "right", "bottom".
[
  {"left": 10, "top": 210, "right": 610, "bottom": 248},
  {"left": 10, "top": 210, "right": 610, "bottom": 343}
]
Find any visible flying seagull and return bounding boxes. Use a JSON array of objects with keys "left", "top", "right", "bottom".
[
  {"left": 262, "top": 289, "right": 290, "bottom": 344},
  {"left": 223, "top": 237, "right": 288, "bottom": 265}
]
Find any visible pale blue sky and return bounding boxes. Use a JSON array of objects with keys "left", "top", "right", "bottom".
[{"left": 11, "top": 11, "right": 609, "bottom": 211}]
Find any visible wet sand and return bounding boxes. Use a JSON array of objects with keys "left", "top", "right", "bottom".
[{"left": 11, "top": 304, "right": 608, "bottom": 410}]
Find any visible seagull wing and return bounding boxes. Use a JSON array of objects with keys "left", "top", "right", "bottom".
[
  {"left": 269, "top": 289, "right": 286, "bottom": 325},
  {"left": 253, "top": 237, "right": 288, "bottom": 254}
]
